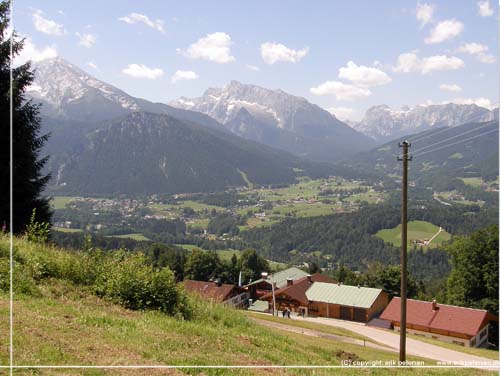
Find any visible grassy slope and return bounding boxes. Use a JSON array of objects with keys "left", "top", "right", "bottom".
[
  {"left": 375, "top": 220, "right": 451, "bottom": 249},
  {"left": 0, "top": 236, "right": 493, "bottom": 375}
]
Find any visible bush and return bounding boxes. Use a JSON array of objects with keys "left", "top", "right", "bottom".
[
  {"left": 94, "top": 251, "right": 192, "bottom": 319},
  {"left": 0, "top": 235, "right": 194, "bottom": 319}
]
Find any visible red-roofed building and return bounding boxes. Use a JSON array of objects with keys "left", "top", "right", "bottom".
[
  {"left": 182, "top": 280, "right": 249, "bottom": 308},
  {"left": 260, "top": 273, "right": 336, "bottom": 315},
  {"left": 380, "top": 298, "right": 498, "bottom": 348}
]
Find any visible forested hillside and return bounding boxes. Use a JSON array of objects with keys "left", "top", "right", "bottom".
[
  {"left": 347, "top": 121, "right": 498, "bottom": 180},
  {"left": 238, "top": 203, "right": 498, "bottom": 281},
  {"left": 54, "top": 112, "right": 338, "bottom": 195}
]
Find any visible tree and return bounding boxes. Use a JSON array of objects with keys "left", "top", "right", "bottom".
[
  {"left": 184, "top": 249, "right": 221, "bottom": 281},
  {"left": 445, "top": 225, "right": 499, "bottom": 313},
  {"left": 238, "top": 249, "right": 269, "bottom": 284},
  {"left": 0, "top": 1, "right": 51, "bottom": 233}
]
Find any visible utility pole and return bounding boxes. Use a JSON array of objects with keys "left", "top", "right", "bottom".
[{"left": 397, "top": 141, "right": 411, "bottom": 363}]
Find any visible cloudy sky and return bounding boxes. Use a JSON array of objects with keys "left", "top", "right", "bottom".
[{"left": 14, "top": 0, "right": 498, "bottom": 121}]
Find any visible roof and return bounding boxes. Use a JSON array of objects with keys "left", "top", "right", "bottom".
[
  {"left": 380, "top": 298, "right": 498, "bottom": 337},
  {"left": 306, "top": 282, "right": 384, "bottom": 309},
  {"left": 245, "top": 267, "right": 309, "bottom": 289},
  {"left": 261, "top": 274, "right": 336, "bottom": 306},
  {"left": 182, "top": 280, "right": 237, "bottom": 302},
  {"left": 248, "top": 300, "right": 269, "bottom": 312}
]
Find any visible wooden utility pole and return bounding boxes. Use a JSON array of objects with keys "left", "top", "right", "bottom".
[{"left": 398, "top": 141, "right": 411, "bottom": 362}]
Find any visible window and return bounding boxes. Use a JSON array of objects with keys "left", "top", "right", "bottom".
[
  {"left": 452, "top": 340, "right": 465, "bottom": 346},
  {"left": 471, "top": 339, "right": 476, "bottom": 347}
]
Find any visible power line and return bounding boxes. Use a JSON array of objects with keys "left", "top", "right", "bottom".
[
  {"left": 409, "top": 102, "right": 499, "bottom": 144},
  {"left": 409, "top": 121, "right": 497, "bottom": 156},
  {"left": 411, "top": 128, "right": 499, "bottom": 158}
]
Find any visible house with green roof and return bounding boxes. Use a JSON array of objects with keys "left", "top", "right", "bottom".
[{"left": 305, "top": 282, "right": 389, "bottom": 323}]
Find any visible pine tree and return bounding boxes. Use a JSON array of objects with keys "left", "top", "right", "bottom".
[{"left": 0, "top": 1, "right": 51, "bottom": 233}]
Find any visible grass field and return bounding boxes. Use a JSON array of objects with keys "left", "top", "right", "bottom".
[
  {"left": 51, "top": 196, "right": 78, "bottom": 210},
  {"left": 458, "top": 177, "right": 484, "bottom": 187},
  {"left": 150, "top": 200, "right": 225, "bottom": 215},
  {"left": 174, "top": 244, "right": 242, "bottom": 261},
  {"left": 105, "top": 233, "right": 150, "bottom": 241},
  {"left": 375, "top": 220, "right": 451, "bottom": 249},
  {"left": 435, "top": 191, "right": 485, "bottom": 206},
  {"left": 53, "top": 227, "right": 83, "bottom": 233}
]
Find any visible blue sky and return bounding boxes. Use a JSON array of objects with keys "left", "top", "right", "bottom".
[{"left": 14, "top": 0, "right": 498, "bottom": 120}]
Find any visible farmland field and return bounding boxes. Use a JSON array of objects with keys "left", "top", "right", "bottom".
[
  {"left": 458, "top": 177, "right": 483, "bottom": 187},
  {"left": 375, "top": 220, "right": 451, "bottom": 250},
  {"left": 150, "top": 200, "right": 225, "bottom": 215},
  {"left": 174, "top": 244, "right": 242, "bottom": 261},
  {"left": 105, "top": 233, "right": 150, "bottom": 241},
  {"left": 50, "top": 196, "right": 78, "bottom": 210},
  {"left": 53, "top": 227, "right": 83, "bottom": 233}
]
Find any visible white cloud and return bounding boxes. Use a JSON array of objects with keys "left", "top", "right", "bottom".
[
  {"left": 310, "top": 81, "right": 371, "bottom": 101},
  {"left": 246, "top": 64, "right": 260, "bottom": 71},
  {"left": 260, "top": 42, "right": 308, "bottom": 64},
  {"left": 457, "top": 43, "right": 495, "bottom": 64},
  {"left": 457, "top": 42, "right": 488, "bottom": 54},
  {"left": 393, "top": 52, "right": 464, "bottom": 74},
  {"left": 119, "top": 13, "right": 165, "bottom": 33},
  {"left": 76, "top": 32, "right": 96, "bottom": 48},
  {"left": 87, "top": 62, "right": 98, "bottom": 70},
  {"left": 15, "top": 38, "right": 57, "bottom": 66},
  {"left": 477, "top": 53, "right": 496, "bottom": 63},
  {"left": 477, "top": 0, "right": 494, "bottom": 17},
  {"left": 444, "top": 97, "right": 493, "bottom": 109},
  {"left": 180, "top": 32, "right": 235, "bottom": 63},
  {"left": 171, "top": 70, "right": 199, "bottom": 83},
  {"left": 338, "top": 61, "right": 391, "bottom": 87},
  {"left": 122, "top": 64, "right": 163, "bottom": 79},
  {"left": 416, "top": 3, "right": 435, "bottom": 27},
  {"left": 439, "top": 84, "right": 462, "bottom": 92},
  {"left": 32, "top": 10, "right": 65, "bottom": 36},
  {"left": 424, "top": 19, "right": 463, "bottom": 44},
  {"left": 326, "top": 107, "right": 354, "bottom": 121}
]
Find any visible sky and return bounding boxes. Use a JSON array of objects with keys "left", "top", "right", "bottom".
[{"left": 14, "top": 0, "right": 499, "bottom": 121}]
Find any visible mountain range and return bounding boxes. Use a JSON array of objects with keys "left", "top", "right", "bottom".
[
  {"left": 348, "top": 104, "right": 497, "bottom": 143},
  {"left": 28, "top": 58, "right": 342, "bottom": 195},
  {"left": 25, "top": 57, "right": 498, "bottom": 195},
  {"left": 169, "top": 81, "right": 372, "bottom": 162}
]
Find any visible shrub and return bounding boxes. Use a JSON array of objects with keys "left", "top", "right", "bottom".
[
  {"left": 94, "top": 251, "right": 192, "bottom": 319},
  {"left": 26, "top": 209, "right": 50, "bottom": 244},
  {"left": 0, "top": 236, "right": 194, "bottom": 319}
]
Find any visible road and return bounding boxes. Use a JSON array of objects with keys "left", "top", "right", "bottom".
[
  {"left": 253, "top": 317, "right": 394, "bottom": 352},
  {"left": 294, "top": 315, "right": 499, "bottom": 371}
]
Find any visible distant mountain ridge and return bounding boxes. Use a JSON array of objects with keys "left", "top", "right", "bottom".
[
  {"left": 348, "top": 104, "right": 496, "bottom": 142},
  {"left": 28, "top": 57, "right": 223, "bottom": 130},
  {"left": 169, "top": 80, "right": 372, "bottom": 162}
]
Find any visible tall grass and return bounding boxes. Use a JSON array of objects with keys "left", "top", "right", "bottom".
[{"left": 0, "top": 234, "right": 192, "bottom": 319}]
